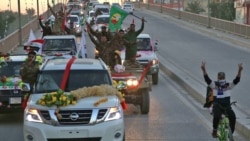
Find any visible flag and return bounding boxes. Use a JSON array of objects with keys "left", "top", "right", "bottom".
[
  {"left": 109, "top": 6, "right": 129, "bottom": 32},
  {"left": 27, "top": 29, "right": 36, "bottom": 43},
  {"left": 62, "top": 5, "right": 67, "bottom": 31},
  {"left": 80, "top": 32, "right": 87, "bottom": 58}
]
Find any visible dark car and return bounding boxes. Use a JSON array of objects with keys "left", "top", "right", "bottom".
[{"left": 0, "top": 55, "right": 30, "bottom": 112}]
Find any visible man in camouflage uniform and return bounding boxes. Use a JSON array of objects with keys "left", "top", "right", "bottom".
[
  {"left": 65, "top": 21, "right": 76, "bottom": 35},
  {"left": 86, "top": 22, "right": 113, "bottom": 41},
  {"left": 20, "top": 51, "right": 39, "bottom": 91},
  {"left": 124, "top": 17, "right": 145, "bottom": 67},
  {"left": 48, "top": 4, "right": 73, "bottom": 35},
  {"left": 87, "top": 29, "right": 116, "bottom": 68}
]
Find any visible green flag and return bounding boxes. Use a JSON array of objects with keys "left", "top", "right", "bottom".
[{"left": 109, "top": 6, "right": 129, "bottom": 32}]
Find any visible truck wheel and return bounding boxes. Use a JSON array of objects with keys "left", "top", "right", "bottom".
[
  {"left": 140, "top": 89, "right": 150, "bottom": 114},
  {"left": 152, "top": 73, "right": 158, "bottom": 85}
]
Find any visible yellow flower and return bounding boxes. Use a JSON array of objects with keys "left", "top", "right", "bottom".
[
  {"left": 52, "top": 96, "right": 57, "bottom": 102},
  {"left": 41, "top": 101, "right": 45, "bottom": 105},
  {"left": 72, "top": 101, "right": 77, "bottom": 105}
]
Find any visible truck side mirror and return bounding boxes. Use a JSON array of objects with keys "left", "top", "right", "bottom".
[
  {"left": 21, "top": 83, "right": 31, "bottom": 92},
  {"left": 154, "top": 40, "right": 158, "bottom": 51}
]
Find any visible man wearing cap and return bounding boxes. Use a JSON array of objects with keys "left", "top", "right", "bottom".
[
  {"left": 124, "top": 17, "right": 145, "bottom": 67},
  {"left": 20, "top": 51, "right": 40, "bottom": 92},
  {"left": 201, "top": 61, "right": 243, "bottom": 138},
  {"left": 38, "top": 16, "right": 52, "bottom": 38},
  {"left": 86, "top": 21, "right": 113, "bottom": 41}
]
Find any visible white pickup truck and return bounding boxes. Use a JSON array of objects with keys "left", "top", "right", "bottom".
[
  {"left": 42, "top": 35, "right": 83, "bottom": 60},
  {"left": 23, "top": 58, "right": 125, "bottom": 141}
]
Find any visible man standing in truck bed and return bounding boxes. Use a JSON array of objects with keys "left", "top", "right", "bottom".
[{"left": 124, "top": 17, "right": 145, "bottom": 67}]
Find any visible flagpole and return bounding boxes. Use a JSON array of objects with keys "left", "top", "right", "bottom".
[{"left": 130, "top": 13, "right": 147, "bottom": 22}]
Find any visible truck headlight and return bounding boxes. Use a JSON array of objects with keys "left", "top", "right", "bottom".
[
  {"left": 126, "top": 79, "right": 138, "bottom": 87},
  {"left": 152, "top": 59, "right": 159, "bottom": 65},
  {"left": 25, "top": 109, "right": 43, "bottom": 123},
  {"left": 105, "top": 107, "right": 122, "bottom": 121},
  {"left": 75, "top": 24, "right": 80, "bottom": 28}
]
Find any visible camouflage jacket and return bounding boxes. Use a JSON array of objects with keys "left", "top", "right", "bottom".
[
  {"left": 88, "top": 32, "right": 115, "bottom": 66},
  {"left": 20, "top": 61, "right": 39, "bottom": 87},
  {"left": 124, "top": 22, "right": 144, "bottom": 60}
]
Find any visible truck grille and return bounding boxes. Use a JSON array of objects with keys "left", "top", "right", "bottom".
[
  {"left": 39, "top": 109, "right": 108, "bottom": 125},
  {"left": 58, "top": 110, "right": 92, "bottom": 125},
  {"left": 47, "top": 138, "right": 101, "bottom": 141},
  {"left": 137, "top": 60, "right": 148, "bottom": 67}
]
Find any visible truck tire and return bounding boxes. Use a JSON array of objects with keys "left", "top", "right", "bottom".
[
  {"left": 152, "top": 73, "right": 158, "bottom": 85},
  {"left": 140, "top": 89, "right": 150, "bottom": 114}
]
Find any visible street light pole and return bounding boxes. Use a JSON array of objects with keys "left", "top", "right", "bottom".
[
  {"left": 207, "top": 0, "right": 211, "bottom": 28},
  {"left": 178, "top": 0, "right": 181, "bottom": 19},
  {"left": 160, "top": 0, "right": 162, "bottom": 13},
  {"left": 17, "top": 0, "right": 22, "bottom": 46}
]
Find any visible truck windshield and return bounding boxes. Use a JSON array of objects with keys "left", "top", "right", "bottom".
[
  {"left": 137, "top": 38, "right": 151, "bottom": 51},
  {"left": 0, "top": 61, "right": 23, "bottom": 77},
  {"left": 43, "top": 39, "right": 76, "bottom": 51},
  {"left": 35, "top": 70, "right": 112, "bottom": 93}
]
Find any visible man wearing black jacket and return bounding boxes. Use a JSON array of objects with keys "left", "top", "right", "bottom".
[
  {"left": 38, "top": 16, "right": 52, "bottom": 38},
  {"left": 201, "top": 61, "right": 243, "bottom": 138}
]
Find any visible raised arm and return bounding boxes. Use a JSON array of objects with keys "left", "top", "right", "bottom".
[
  {"left": 48, "top": 4, "right": 56, "bottom": 16},
  {"left": 87, "top": 30, "right": 99, "bottom": 47},
  {"left": 135, "top": 17, "right": 145, "bottom": 36},
  {"left": 38, "top": 17, "right": 45, "bottom": 29},
  {"left": 233, "top": 63, "right": 243, "bottom": 84},
  {"left": 201, "top": 61, "right": 212, "bottom": 85}
]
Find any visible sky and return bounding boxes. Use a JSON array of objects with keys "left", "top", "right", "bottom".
[{"left": 0, "top": 0, "right": 62, "bottom": 14}]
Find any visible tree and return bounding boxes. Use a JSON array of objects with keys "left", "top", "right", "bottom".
[
  {"left": 0, "top": 10, "right": 16, "bottom": 39},
  {"left": 185, "top": 1, "right": 205, "bottom": 14},
  {"left": 209, "top": 0, "right": 235, "bottom": 21},
  {"left": 26, "top": 8, "right": 35, "bottom": 17}
]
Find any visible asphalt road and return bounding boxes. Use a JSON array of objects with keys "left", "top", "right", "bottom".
[
  {"left": 4, "top": 7, "right": 250, "bottom": 141},
  {"left": 0, "top": 71, "right": 248, "bottom": 141}
]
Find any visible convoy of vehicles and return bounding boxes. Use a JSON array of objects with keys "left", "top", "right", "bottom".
[
  {"left": 1, "top": 1, "right": 158, "bottom": 140},
  {"left": 23, "top": 58, "right": 125, "bottom": 141}
]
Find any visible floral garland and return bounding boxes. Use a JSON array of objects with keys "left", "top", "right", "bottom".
[
  {"left": 0, "top": 76, "right": 23, "bottom": 89},
  {"left": 36, "top": 84, "right": 125, "bottom": 119}
]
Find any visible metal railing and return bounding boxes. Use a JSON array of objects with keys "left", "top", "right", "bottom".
[
  {"left": 137, "top": 3, "right": 250, "bottom": 38},
  {"left": 0, "top": 4, "right": 61, "bottom": 54}
]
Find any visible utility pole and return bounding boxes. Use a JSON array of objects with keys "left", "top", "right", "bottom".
[
  {"left": 37, "top": 0, "right": 40, "bottom": 29},
  {"left": 207, "top": 0, "right": 211, "bottom": 28},
  {"left": 17, "top": 0, "right": 22, "bottom": 46},
  {"left": 178, "top": 0, "right": 181, "bottom": 19}
]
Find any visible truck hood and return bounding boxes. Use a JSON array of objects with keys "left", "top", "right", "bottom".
[
  {"left": 121, "top": 50, "right": 156, "bottom": 61},
  {"left": 27, "top": 94, "right": 120, "bottom": 110}
]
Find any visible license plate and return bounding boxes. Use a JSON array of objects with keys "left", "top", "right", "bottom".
[{"left": 9, "top": 97, "right": 22, "bottom": 104}]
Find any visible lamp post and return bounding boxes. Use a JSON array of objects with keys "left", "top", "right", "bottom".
[
  {"left": 178, "top": 0, "right": 181, "bottom": 19},
  {"left": 207, "top": 0, "right": 211, "bottom": 28},
  {"left": 160, "top": 0, "right": 162, "bottom": 13},
  {"left": 17, "top": 0, "right": 22, "bottom": 46}
]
